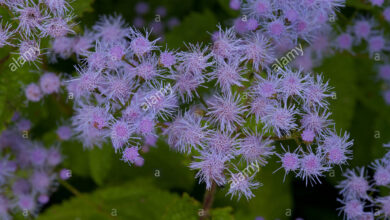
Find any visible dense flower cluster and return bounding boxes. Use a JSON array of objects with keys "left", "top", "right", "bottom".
[
  {"left": 231, "top": 0, "right": 345, "bottom": 44},
  {"left": 337, "top": 143, "right": 390, "bottom": 220},
  {"left": 0, "top": 115, "right": 66, "bottom": 219},
  {"left": 0, "top": 0, "right": 74, "bottom": 69},
  {"left": 66, "top": 12, "right": 354, "bottom": 200}
]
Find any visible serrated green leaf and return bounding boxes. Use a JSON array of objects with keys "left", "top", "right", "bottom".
[
  {"left": 38, "top": 178, "right": 201, "bottom": 220},
  {"left": 106, "top": 140, "right": 195, "bottom": 191},
  {"left": 89, "top": 143, "right": 114, "bottom": 185}
]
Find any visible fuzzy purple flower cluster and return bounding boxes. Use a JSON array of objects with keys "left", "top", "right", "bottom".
[
  {"left": 337, "top": 144, "right": 390, "bottom": 220},
  {"left": 231, "top": 0, "right": 345, "bottom": 44},
  {"left": 0, "top": 0, "right": 74, "bottom": 68},
  {"left": 65, "top": 12, "right": 354, "bottom": 200},
  {"left": 0, "top": 115, "right": 67, "bottom": 219}
]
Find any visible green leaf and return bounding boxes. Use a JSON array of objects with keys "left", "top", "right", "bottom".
[
  {"left": 106, "top": 140, "right": 195, "bottom": 191},
  {"left": 70, "top": 0, "right": 96, "bottom": 17},
  {"left": 89, "top": 143, "right": 114, "bottom": 185},
  {"left": 210, "top": 207, "right": 234, "bottom": 220},
  {"left": 315, "top": 53, "right": 358, "bottom": 131},
  {"left": 165, "top": 10, "right": 218, "bottom": 49},
  {"left": 61, "top": 140, "right": 90, "bottom": 177},
  {"left": 38, "top": 178, "right": 201, "bottom": 220}
]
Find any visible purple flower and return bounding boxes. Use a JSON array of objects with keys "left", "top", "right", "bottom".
[
  {"left": 128, "top": 28, "right": 159, "bottom": 57},
  {"left": 211, "top": 26, "right": 242, "bottom": 60},
  {"left": 369, "top": 0, "right": 384, "bottom": 6},
  {"left": 207, "top": 92, "right": 246, "bottom": 133},
  {"left": 72, "top": 105, "right": 112, "bottom": 148},
  {"left": 16, "top": 119, "right": 31, "bottom": 131},
  {"left": 227, "top": 170, "right": 259, "bottom": 200},
  {"left": 379, "top": 64, "right": 390, "bottom": 81},
  {"left": 25, "top": 83, "right": 43, "bottom": 102},
  {"left": 30, "top": 171, "right": 53, "bottom": 193},
  {"left": 135, "top": 55, "right": 162, "bottom": 82},
  {"left": 368, "top": 35, "right": 389, "bottom": 56},
  {"left": 14, "top": 1, "right": 46, "bottom": 36},
  {"left": 248, "top": 97, "right": 276, "bottom": 123},
  {"left": 280, "top": 68, "right": 308, "bottom": 99},
  {"left": 178, "top": 43, "right": 213, "bottom": 75},
  {"left": 377, "top": 196, "right": 390, "bottom": 218},
  {"left": 56, "top": 126, "right": 72, "bottom": 140},
  {"left": 40, "top": 72, "right": 61, "bottom": 94},
  {"left": 262, "top": 103, "right": 297, "bottom": 137},
  {"left": 0, "top": 22, "right": 14, "bottom": 48},
  {"left": 243, "top": 0, "right": 272, "bottom": 19},
  {"left": 300, "top": 108, "right": 332, "bottom": 136},
  {"left": 101, "top": 71, "right": 133, "bottom": 104},
  {"left": 208, "top": 59, "right": 246, "bottom": 93},
  {"left": 353, "top": 18, "right": 374, "bottom": 41},
  {"left": 383, "top": 8, "right": 390, "bottom": 22},
  {"left": 241, "top": 32, "right": 274, "bottom": 71},
  {"left": 298, "top": 147, "right": 329, "bottom": 185},
  {"left": 59, "top": 168, "right": 71, "bottom": 180},
  {"left": 165, "top": 112, "right": 207, "bottom": 153},
  {"left": 19, "top": 39, "right": 40, "bottom": 62},
  {"left": 121, "top": 146, "right": 143, "bottom": 166},
  {"left": 229, "top": 0, "right": 241, "bottom": 10},
  {"left": 237, "top": 129, "right": 274, "bottom": 165},
  {"left": 0, "top": 157, "right": 15, "bottom": 184},
  {"left": 38, "top": 195, "right": 49, "bottom": 204},
  {"left": 159, "top": 50, "right": 176, "bottom": 68},
  {"left": 189, "top": 150, "right": 230, "bottom": 189},
  {"left": 370, "top": 160, "right": 390, "bottom": 186},
  {"left": 173, "top": 69, "right": 204, "bottom": 102},
  {"left": 67, "top": 66, "right": 103, "bottom": 99},
  {"left": 303, "top": 75, "right": 332, "bottom": 108},
  {"left": 44, "top": 0, "right": 71, "bottom": 16},
  {"left": 338, "top": 199, "right": 365, "bottom": 219},
  {"left": 335, "top": 33, "right": 353, "bottom": 52},
  {"left": 135, "top": 2, "right": 149, "bottom": 15},
  {"left": 47, "top": 147, "right": 62, "bottom": 166},
  {"left": 93, "top": 15, "right": 128, "bottom": 43},
  {"left": 274, "top": 145, "right": 300, "bottom": 181},
  {"left": 337, "top": 168, "right": 371, "bottom": 200},
  {"left": 135, "top": 116, "right": 156, "bottom": 137},
  {"left": 41, "top": 17, "right": 74, "bottom": 38},
  {"left": 16, "top": 194, "right": 36, "bottom": 212},
  {"left": 251, "top": 72, "right": 280, "bottom": 98},
  {"left": 110, "top": 120, "right": 133, "bottom": 152},
  {"left": 206, "top": 130, "right": 239, "bottom": 156},
  {"left": 51, "top": 36, "right": 74, "bottom": 59},
  {"left": 321, "top": 130, "right": 352, "bottom": 165}
]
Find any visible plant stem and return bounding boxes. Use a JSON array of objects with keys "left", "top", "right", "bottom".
[
  {"left": 59, "top": 179, "right": 82, "bottom": 196},
  {"left": 200, "top": 181, "right": 217, "bottom": 220}
]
